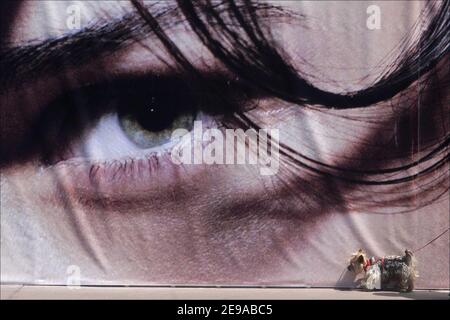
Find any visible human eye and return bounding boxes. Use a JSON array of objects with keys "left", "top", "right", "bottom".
[
  {"left": 39, "top": 77, "right": 210, "bottom": 163},
  {"left": 56, "top": 77, "right": 204, "bottom": 164},
  {"left": 2, "top": 69, "right": 262, "bottom": 183}
]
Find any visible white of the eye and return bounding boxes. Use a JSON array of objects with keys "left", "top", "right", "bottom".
[
  {"left": 69, "top": 112, "right": 216, "bottom": 162},
  {"left": 78, "top": 114, "right": 175, "bottom": 160}
]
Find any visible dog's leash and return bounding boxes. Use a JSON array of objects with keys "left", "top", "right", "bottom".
[{"left": 412, "top": 227, "right": 449, "bottom": 254}]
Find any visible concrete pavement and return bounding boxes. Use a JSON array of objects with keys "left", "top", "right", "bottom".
[{"left": 1, "top": 285, "right": 449, "bottom": 300}]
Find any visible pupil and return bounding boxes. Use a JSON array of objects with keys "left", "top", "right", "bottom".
[
  {"left": 123, "top": 94, "right": 182, "bottom": 132},
  {"left": 134, "top": 103, "right": 176, "bottom": 132}
]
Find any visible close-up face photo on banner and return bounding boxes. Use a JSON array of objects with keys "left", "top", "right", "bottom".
[{"left": 0, "top": 0, "right": 448, "bottom": 292}]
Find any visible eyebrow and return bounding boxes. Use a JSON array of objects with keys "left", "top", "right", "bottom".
[
  {"left": 0, "top": 9, "right": 178, "bottom": 91},
  {"left": 0, "top": 1, "right": 292, "bottom": 92}
]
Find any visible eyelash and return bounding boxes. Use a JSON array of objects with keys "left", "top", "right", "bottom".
[{"left": 87, "top": 152, "right": 166, "bottom": 184}]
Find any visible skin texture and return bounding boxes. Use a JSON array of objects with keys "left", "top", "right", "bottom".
[{"left": 1, "top": 1, "right": 448, "bottom": 287}]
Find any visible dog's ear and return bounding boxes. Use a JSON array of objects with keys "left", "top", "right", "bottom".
[{"left": 357, "top": 255, "right": 365, "bottom": 263}]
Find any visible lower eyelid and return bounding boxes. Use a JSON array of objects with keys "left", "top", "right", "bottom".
[
  {"left": 41, "top": 150, "right": 205, "bottom": 210},
  {"left": 45, "top": 150, "right": 167, "bottom": 186}
]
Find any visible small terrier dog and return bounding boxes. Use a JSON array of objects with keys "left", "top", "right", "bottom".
[{"left": 347, "top": 249, "right": 417, "bottom": 291}]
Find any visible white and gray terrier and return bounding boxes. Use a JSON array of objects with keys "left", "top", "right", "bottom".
[{"left": 347, "top": 249, "right": 418, "bottom": 292}]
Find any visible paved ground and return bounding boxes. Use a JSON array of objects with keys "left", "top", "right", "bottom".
[{"left": 1, "top": 285, "right": 449, "bottom": 300}]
